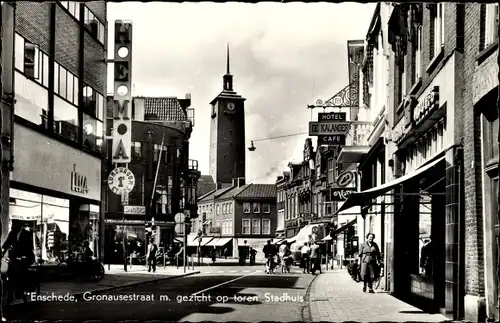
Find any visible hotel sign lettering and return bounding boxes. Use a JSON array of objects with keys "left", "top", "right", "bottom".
[
  {"left": 413, "top": 86, "right": 439, "bottom": 126},
  {"left": 71, "top": 164, "right": 88, "bottom": 194},
  {"left": 112, "top": 20, "right": 133, "bottom": 163},
  {"left": 318, "top": 112, "right": 347, "bottom": 121},
  {"left": 308, "top": 122, "right": 351, "bottom": 136}
]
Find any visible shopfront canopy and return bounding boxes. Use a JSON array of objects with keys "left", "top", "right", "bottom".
[
  {"left": 335, "top": 155, "right": 446, "bottom": 215},
  {"left": 331, "top": 218, "right": 357, "bottom": 236},
  {"left": 205, "top": 237, "right": 232, "bottom": 247},
  {"left": 186, "top": 234, "right": 214, "bottom": 247},
  {"left": 287, "top": 224, "right": 322, "bottom": 244}
]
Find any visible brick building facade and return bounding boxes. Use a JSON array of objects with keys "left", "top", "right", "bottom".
[{"left": 8, "top": 1, "right": 107, "bottom": 263}]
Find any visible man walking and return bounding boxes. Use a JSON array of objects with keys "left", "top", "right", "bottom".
[
  {"left": 300, "top": 242, "right": 311, "bottom": 274},
  {"left": 146, "top": 239, "right": 158, "bottom": 273},
  {"left": 310, "top": 241, "right": 322, "bottom": 275}
]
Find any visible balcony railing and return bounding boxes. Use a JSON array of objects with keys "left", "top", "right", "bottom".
[{"left": 344, "top": 121, "right": 372, "bottom": 146}]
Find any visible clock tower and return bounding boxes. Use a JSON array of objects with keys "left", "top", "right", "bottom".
[{"left": 209, "top": 44, "right": 246, "bottom": 185}]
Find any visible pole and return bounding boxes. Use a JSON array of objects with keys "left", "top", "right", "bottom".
[
  {"left": 121, "top": 192, "right": 127, "bottom": 272},
  {"left": 497, "top": 5, "right": 500, "bottom": 313},
  {"left": 183, "top": 221, "right": 187, "bottom": 273}
]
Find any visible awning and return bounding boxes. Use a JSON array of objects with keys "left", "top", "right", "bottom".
[
  {"left": 205, "top": 237, "right": 232, "bottom": 247},
  {"left": 331, "top": 218, "right": 357, "bottom": 236},
  {"left": 237, "top": 238, "right": 270, "bottom": 247},
  {"left": 337, "top": 205, "right": 361, "bottom": 217},
  {"left": 287, "top": 224, "right": 324, "bottom": 244},
  {"left": 337, "top": 146, "right": 371, "bottom": 163},
  {"left": 187, "top": 235, "right": 214, "bottom": 247},
  {"left": 174, "top": 237, "right": 183, "bottom": 244},
  {"left": 336, "top": 155, "right": 446, "bottom": 215}
]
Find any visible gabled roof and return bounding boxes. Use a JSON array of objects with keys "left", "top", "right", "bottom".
[
  {"left": 198, "top": 186, "right": 234, "bottom": 203},
  {"left": 217, "top": 184, "right": 251, "bottom": 200},
  {"left": 138, "top": 97, "right": 187, "bottom": 122},
  {"left": 236, "top": 184, "right": 276, "bottom": 199}
]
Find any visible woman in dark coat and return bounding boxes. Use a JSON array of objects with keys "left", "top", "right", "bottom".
[{"left": 358, "top": 233, "right": 381, "bottom": 293}]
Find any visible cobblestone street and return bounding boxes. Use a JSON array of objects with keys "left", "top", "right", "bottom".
[{"left": 308, "top": 270, "right": 451, "bottom": 322}]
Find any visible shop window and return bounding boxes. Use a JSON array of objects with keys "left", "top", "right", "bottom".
[
  {"left": 241, "top": 219, "right": 250, "bottom": 234},
  {"left": 480, "top": 4, "right": 499, "bottom": 51},
  {"left": 252, "top": 202, "right": 260, "bottom": 213},
  {"left": 82, "top": 113, "right": 103, "bottom": 151},
  {"left": 252, "top": 219, "right": 261, "bottom": 235},
  {"left": 9, "top": 189, "right": 70, "bottom": 265},
  {"left": 243, "top": 202, "right": 250, "bottom": 213},
  {"left": 262, "top": 219, "right": 271, "bottom": 235},
  {"left": 262, "top": 203, "right": 270, "bottom": 213},
  {"left": 417, "top": 193, "right": 433, "bottom": 277},
  {"left": 84, "top": 6, "right": 105, "bottom": 45}
]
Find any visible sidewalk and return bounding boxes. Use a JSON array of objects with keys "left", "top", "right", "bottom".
[
  {"left": 36, "top": 264, "right": 199, "bottom": 298},
  {"left": 307, "top": 269, "right": 451, "bottom": 322}
]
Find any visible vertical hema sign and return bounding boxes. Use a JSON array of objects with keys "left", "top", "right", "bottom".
[{"left": 112, "top": 20, "right": 133, "bottom": 163}]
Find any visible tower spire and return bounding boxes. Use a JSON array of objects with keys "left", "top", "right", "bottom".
[{"left": 226, "top": 43, "right": 230, "bottom": 75}]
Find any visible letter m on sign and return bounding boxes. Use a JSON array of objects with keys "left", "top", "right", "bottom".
[{"left": 113, "top": 100, "right": 130, "bottom": 120}]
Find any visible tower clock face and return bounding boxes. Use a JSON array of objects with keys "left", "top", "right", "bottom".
[{"left": 227, "top": 102, "right": 235, "bottom": 111}]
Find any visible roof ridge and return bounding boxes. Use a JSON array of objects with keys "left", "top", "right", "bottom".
[
  {"left": 213, "top": 186, "right": 234, "bottom": 199},
  {"left": 234, "top": 183, "right": 253, "bottom": 198},
  {"left": 198, "top": 188, "right": 217, "bottom": 201}
]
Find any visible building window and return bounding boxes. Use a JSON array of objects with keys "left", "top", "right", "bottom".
[
  {"left": 59, "top": 1, "right": 80, "bottom": 21},
  {"left": 430, "top": 4, "right": 444, "bottom": 59},
  {"left": 132, "top": 141, "right": 142, "bottom": 159},
  {"left": 480, "top": 4, "right": 499, "bottom": 51},
  {"left": 252, "top": 202, "right": 260, "bottom": 213},
  {"left": 325, "top": 203, "right": 332, "bottom": 215},
  {"left": 216, "top": 205, "right": 220, "bottom": 215},
  {"left": 15, "top": 34, "right": 52, "bottom": 87},
  {"left": 327, "top": 158, "right": 335, "bottom": 183},
  {"left": 243, "top": 202, "right": 251, "bottom": 213},
  {"left": 54, "top": 95, "right": 79, "bottom": 142},
  {"left": 418, "top": 194, "right": 433, "bottom": 277},
  {"left": 84, "top": 6, "right": 105, "bottom": 45},
  {"left": 82, "top": 113, "right": 103, "bottom": 151},
  {"left": 262, "top": 203, "right": 270, "bottom": 213},
  {"left": 83, "top": 85, "right": 105, "bottom": 121},
  {"left": 412, "top": 25, "right": 422, "bottom": 83},
  {"left": 262, "top": 219, "right": 271, "bottom": 235},
  {"left": 229, "top": 203, "right": 233, "bottom": 214},
  {"left": 252, "top": 219, "right": 261, "bottom": 235},
  {"left": 242, "top": 219, "right": 250, "bottom": 234}
]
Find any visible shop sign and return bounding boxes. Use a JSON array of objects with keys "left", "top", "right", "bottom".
[
  {"left": 108, "top": 167, "right": 136, "bottom": 195},
  {"left": 413, "top": 86, "right": 439, "bottom": 126},
  {"left": 318, "top": 112, "right": 346, "bottom": 121},
  {"left": 123, "top": 205, "right": 146, "bottom": 215},
  {"left": 70, "top": 164, "right": 88, "bottom": 194},
  {"left": 331, "top": 188, "right": 357, "bottom": 201},
  {"left": 308, "top": 122, "right": 351, "bottom": 136},
  {"left": 112, "top": 20, "right": 133, "bottom": 163},
  {"left": 335, "top": 170, "right": 357, "bottom": 188},
  {"left": 317, "top": 135, "right": 346, "bottom": 146}
]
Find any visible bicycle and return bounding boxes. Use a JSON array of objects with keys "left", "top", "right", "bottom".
[{"left": 1, "top": 258, "right": 41, "bottom": 307}]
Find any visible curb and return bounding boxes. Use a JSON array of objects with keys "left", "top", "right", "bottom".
[
  {"left": 72, "top": 271, "right": 201, "bottom": 298},
  {"left": 301, "top": 272, "right": 320, "bottom": 323}
]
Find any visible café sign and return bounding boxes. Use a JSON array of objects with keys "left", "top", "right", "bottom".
[
  {"left": 317, "top": 135, "right": 346, "bottom": 146},
  {"left": 413, "top": 86, "right": 439, "bottom": 126}
]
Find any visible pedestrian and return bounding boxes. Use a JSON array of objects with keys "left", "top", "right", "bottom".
[
  {"left": 300, "top": 242, "right": 311, "bottom": 274},
  {"left": 249, "top": 248, "right": 257, "bottom": 266},
  {"left": 309, "top": 241, "right": 321, "bottom": 274},
  {"left": 1, "top": 222, "right": 35, "bottom": 305},
  {"left": 223, "top": 247, "right": 228, "bottom": 259},
  {"left": 358, "top": 233, "right": 381, "bottom": 293},
  {"left": 146, "top": 239, "right": 158, "bottom": 273}
]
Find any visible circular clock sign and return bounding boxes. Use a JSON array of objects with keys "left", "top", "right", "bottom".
[
  {"left": 108, "top": 167, "right": 135, "bottom": 195},
  {"left": 227, "top": 102, "right": 235, "bottom": 111}
]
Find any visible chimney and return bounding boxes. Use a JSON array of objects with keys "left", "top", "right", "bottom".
[
  {"left": 185, "top": 93, "right": 191, "bottom": 100},
  {"left": 237, "top": 177, "right": 245, "bottom": 188},
  {"left": 232, "top": 178, "right": 238, "bottom": 187},
  {"left": 216, "top": 183, "right": 223, "bottom": 189}
]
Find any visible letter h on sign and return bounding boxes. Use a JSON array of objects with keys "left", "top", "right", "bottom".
[{"left": 112, "top": 21, "right": 133, "bottom": 163}]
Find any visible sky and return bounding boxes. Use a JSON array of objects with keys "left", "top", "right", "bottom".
[{"left": 107, "top": 2, "right": 377, "bottom": 184}]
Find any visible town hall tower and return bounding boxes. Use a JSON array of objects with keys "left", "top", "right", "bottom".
[{"left": 209, "top": 44, "right": 246, "bottom": 184}]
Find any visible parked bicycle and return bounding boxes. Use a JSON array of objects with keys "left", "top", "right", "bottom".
[
  {"left": 1, "top": 258, "right": 40, "bottom": 306},
  {"left": 56, "top": 252, "right": 105, "bottom": 282}
]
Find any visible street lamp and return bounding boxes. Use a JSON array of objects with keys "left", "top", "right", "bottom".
[{"left": 496, "top": 8, "right": 500, "bottom": 312}]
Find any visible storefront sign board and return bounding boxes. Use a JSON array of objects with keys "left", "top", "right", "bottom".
[
  {"left": 309, "top": 122, "right": 351, "bottom": 136},
  {"left": 70, "top": 164, "right": 88, "bottom": 194},
  {"left": 318, "top": 112, "right": 347, "bottom": 121},
  {"left": 413, "top": 86, "right": 439, "bottom": 126},
  {"left": 317, "top": 135, "right": 346, "bottom": 146},
  {"left": 331, "top": 188, "right": 357, "bottom": 201},
  {"left": 108, "top": 167, "right": 136, "bottom": 195},
  {"left": 112, "top": 20, "right": 133, "bottom": 163},
  {"left": 123, "top": 205, "right": 146, "bottom": 215}
]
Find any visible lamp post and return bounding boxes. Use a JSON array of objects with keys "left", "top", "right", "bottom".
[{"left": 496, "top": 6, "right": 500, "bottom": 313}]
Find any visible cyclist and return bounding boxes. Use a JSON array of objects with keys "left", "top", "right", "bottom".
[
  {"left": 262, "top": 240, "right": 277, "bottom": 274},
  {"left": 1, "top": 222, "right": 35, "bottom": 305}
]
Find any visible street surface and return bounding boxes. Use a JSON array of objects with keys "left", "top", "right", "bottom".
[{"left": 4, "top": 266, "right": 314, "bottom": 322}]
